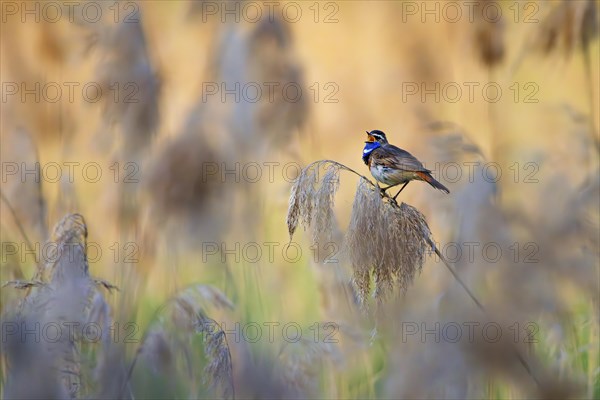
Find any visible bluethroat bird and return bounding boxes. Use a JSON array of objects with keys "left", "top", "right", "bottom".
[{"left": 362, "top": 130, "right": 450, "bottom": 200}]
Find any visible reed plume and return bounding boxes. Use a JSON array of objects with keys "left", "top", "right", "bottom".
[
  {"left": 211, "top": 15, "right": 308, "bottom": 156},
  {"left": 515, "top": 0, "right": 599, "bottom": 153},
  {"left": 85, "top": 5, "right": 161, "bottom": 159},
  {"left": 142, "top": 125, "right": 232, "bottom": 251},
  {"left": 472, "top": 0, "right": 505, "bottom": 67},
  {"left": 127, "top": 284, "right": 235, "bottom": 399},
  {"left": 287, "top": 160, "right": 432, "bottom": 306},
  {"left": 347, "top": 179, "right": 431, "bottom": 303},
  {"left": 533, "top": 0, "right": 598, "bottom": 58},
  {"left": 2, "top": 213, "right": 115, "bottom": 398},
  {"left": 278, "top": 338, "right": 342, "bottom": 397}
]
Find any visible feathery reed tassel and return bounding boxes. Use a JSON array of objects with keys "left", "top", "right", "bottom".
[
  {"left": 287, "top": 160, "right": 431, "bottom": 304},
  {"left": 346, "top": 179, "right": 431, "bottom": 303},
  {"left": 287, "top": 161, "right": 340, "bottom": 245},
  {"left": 3, "top": 213, "right": 116, "bottom": 399},
  {"left": 123, "top": 284, "right": 235, "bottom": 399}
]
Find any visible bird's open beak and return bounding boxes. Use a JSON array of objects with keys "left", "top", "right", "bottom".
[{"left": 365, "top": 131, "right": 375, "bottom": 143}]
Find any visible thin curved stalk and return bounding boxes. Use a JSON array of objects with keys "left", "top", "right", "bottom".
[
  {"left": 306, "top": 159, "right": 400, "bottom": 204},
  {"left": 431, "top": 244, "right": 540, "bottom": 388}
]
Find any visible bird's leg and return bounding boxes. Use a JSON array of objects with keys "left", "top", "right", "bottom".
[
  {"left": 392, "top": 182, "right": 409, "bottom": 200},
  {"left": 378, "top": 182, "right": 403, "bottom": 201},
  {"left": 381, "top": 182, "right": 402, "bottom": 193}
]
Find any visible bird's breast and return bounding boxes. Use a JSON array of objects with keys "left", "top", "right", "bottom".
[{"left": 370, "top": 164, "right": 419, "bottom": 185}]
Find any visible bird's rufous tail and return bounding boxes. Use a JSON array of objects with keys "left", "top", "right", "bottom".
[{"left": 416, "top": 171, "right": 450, "bottom": 194}]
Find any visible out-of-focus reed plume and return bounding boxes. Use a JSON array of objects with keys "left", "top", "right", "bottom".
[
  {"left": 278, "top": 338, "right": 342, "bottom": 397},
  {"left": 504, "top": 0, "right": 600, "bottom": 150},
  {"left": 382, "top": 311, "right": 584, "bottom": 399},
  {"left": 427, "top": 123, "right": 486, "bottom": 164},
  {"left": 38, "top": 20, "right": 70, "bottom": 67},
  {"left": 132, "top": 285, "right": 235, "bottom": 399},
  {"left": 520, "top": 0, "right": 599, "bottom": 153},
  {"left": 35, "top": 213, "right": 88, "bottom": 281},
  {"left": 2, "top": 213, "right": 115, "bottom": 398},
  {"left": 247, "top": 17, "right": 308, "bottom": 149},
  {"left": 227, "top": 335, "right": 341, "bottom": 400},
  {"left": 533, "top": 0, "right": 598, "bottom": 58},
  {"left": 472, "top": 0, "right": 505, "bottom": 67},
  {"left": 193, "top": 13, "right": 310, "bottom": 243},
  {"left": 79, "top": 4, "right": 160, "bottom": 160},
  {"left": 528, "top": 173, "right": 600, "bottom": 299},
  {"left": 428, "top": 127, "right": 494, "bottom": 235},
  {"left": 211, "top": 14, "right": 308, "bottom": 157},
  {"left": 232, "top": 353, "right": 308, "bottom": 399},
  {"left": 468, "top": 0, "right": 505, "bottom": 163},
  {"left": 142, "top": 127, "right": 231, "bottom": 246},
  {"left": 2, "top": 314, "right": 71, "bottom": 399},
  {"left": 1, "top": 213, "right": 241, "bottom": 399}
]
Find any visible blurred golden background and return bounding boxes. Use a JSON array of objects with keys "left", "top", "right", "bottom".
[{"left": 1, "top": 1, "right": 599, "bottom": 398}]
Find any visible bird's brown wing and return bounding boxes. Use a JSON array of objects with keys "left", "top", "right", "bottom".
[{"left": 370, "top": 145, "right": 430, "bottom": 172}]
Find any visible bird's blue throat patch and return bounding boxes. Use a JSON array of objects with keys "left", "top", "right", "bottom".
[{"left": 362, "top": 141, "right": 381, "bottom": 164}]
